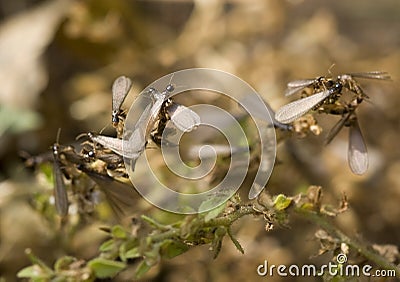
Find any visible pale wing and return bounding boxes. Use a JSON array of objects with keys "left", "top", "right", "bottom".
[
  {"left": 53, "top": 145, "right": 68, "bottom": 216},
  {"left": 275, "top": 90, "right": 331, "bottom": 124},
  {"left": 79, "top": 164, "right": 138, "bottom": 219},
  {"left": 167, "top": 103, "right": 201, "bottom": 132},
  {"left": 348, "top": 118, "right": 368, "bottom": 175},
  {"left": 349, "top": 71, "right": 391, "bottom": 80},
  {"left": 112, "top": 76, "right": 132, "bottom": 112},
  {"left": 285, "top": 79, "right": 315, "bottom": 96},
  {"left": 89, "top": 134, "right": 143, "bottom": 160}
]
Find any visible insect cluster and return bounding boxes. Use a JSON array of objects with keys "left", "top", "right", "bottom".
[
  {"left": 25, "top": 71, "right": 391, "bottom": 218},
  {"left": 275, "top": 71, "right": 391, "bottom": 175},
  {"left": 26, "top": 76, "right": 201, "bottom": 219}
]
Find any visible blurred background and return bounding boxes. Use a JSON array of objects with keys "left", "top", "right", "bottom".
[{"left": 0, "top": 0, "right": 399, "bottom": 281}]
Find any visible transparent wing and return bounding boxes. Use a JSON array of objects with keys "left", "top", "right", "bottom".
[
  {"left": 112, "top": 76, "right": 132, "bottom": 112},
  {"left": 78, "top": 164, "right": 138, "bottom": 219},
  {"left": 285, "top": 79, "right": 315, "bottom": 96},
  {"left": 89, "top": 133, "right": 144, "bottom": 161},
  {"left": 275, "top": 89, "right": 332, "bottom": 124},
  {"left": 348, "top": 117, "right": 368, "bottom": 175},
  {"left": 167, "top": 102, "right": 201, "bottom": 132},
  {"left": 349, "top": 71, "right": 391, "bottom": 80},
  {"left": 52, "top": 145, "right": 68, "bottom": 216}
]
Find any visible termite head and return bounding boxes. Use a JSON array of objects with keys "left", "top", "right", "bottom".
[
  {"left": 330, "top": 82, "right": 343, "bottom": 94},
  {"left": 53, "top": 143, "right": 60, "bottom": 156},
  {"left": 112, "top": 110, "right": 119, "bottom": 127},
  {"left": 165, "top": 84, "right": 175, "bottom": 93}
]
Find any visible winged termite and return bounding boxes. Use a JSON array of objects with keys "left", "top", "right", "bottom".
[
  {"left": 91, "top": 83, "right": 202, "bottom": 170},
  {"left": 112, "top": 76, "right": 133, "bottom": 127},
  {"left": 87, "top": 85, "right": 174, "bottom": 170},
  {"left": 50, "top": 129, "right": 73, "bottom": 217},
  {"left": 277, "top": 71, "right": 391, "bottom": 125},
  {"left": 275, "top": 82, "right": 343, "bottom": 124}
]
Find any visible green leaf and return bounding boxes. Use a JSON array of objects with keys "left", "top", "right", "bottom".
[
  {"left": 160, "top": 239, "right": 189, "bottom": 259},
  {"left": 203, "top": 202, "right": 227, "bottom": 222},
  {"left": 134, "top": 260, "right": 152, "bottom": 279},
  {"left": 54, "top": 256, "right": 77, "bottom": 271},
  {"left": 211, "top": 227, "right": 226, "bottom": 259},
  {"left": 124, "top": 247, "right": 141, "bottom": 259},
  {"left": 99, "top": 239, "right": 115, "bottom": 252},
  {"left": 273, "top": 194, "right": 292, "bottom": 211},
  {"left": 198, "top": 196, "right": 228, "bottom": 215},
  {"left": 227, "top": 228, "right": 244, "bottom": 254},
  {"left": 141, "top": 215, "right": 170, "bottom": 231},
  {"left": 17, "top": 265, "right": 52, "bottom": 279},
  {"left": 87, "top": 258, "right": 126, "bottom": 279},
  {"left": 111, "top": 225, "right": 127, "bottom": 239},
  {"left": 119, "top": 240, "right": 138, "bottom": 262}
]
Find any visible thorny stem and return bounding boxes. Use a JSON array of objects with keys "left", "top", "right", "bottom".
[
  {"left": 202, "top": 205, "right": 258, "bottom": 228},
  {"left": 294, "top": 207, "right": 400, "bottom": 277},
  {"left": 147, "top": 205, "right": 258, "bottom": 243},
  {"left": 146, "top": 204, "right": 399, "bottom": 277}
]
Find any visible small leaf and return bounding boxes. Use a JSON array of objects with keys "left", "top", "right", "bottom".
[
  {"left": 273, "top": 194, "right": 292, "bottom": 211},
  {"left": 141, "top": 215, "right": 169, "bottom": 230},
  {"left": 211, "top": 227, "right": 226, "bottom": 259},
  {"left": 198, "top": 197, "right": 228, "bottom": 215},
  {"left": 119, "top": 240, "right": 138, "bottom": 262},
  {"left": 17, "top": 265, "right": 52, "bottom": 279},
  {"left": 99, "top": 239, "right": 115, "bottom": 252},
  {"left": 203, "top": 202, "right": 227, "bottom": 222},
  {"left": 88, "top": 258, "right": 126, "bottom": 279},
  {"left": 134, "top": 260, "right": 152, "bottom": 279},
  {"left": 125, "top": 247, "right": 141, "bottom": 259},
  {"left": 24, "top": 249, "right": 54, "bottom": 274},
  {"left": 54, "top": 256, "right": 76, "bottom": 271},
  {"left": 227, "top": 228, "right": 244, "bottom": 254},
  {"left": 160, "top": 240, "right": 189, "bottom": 259},
  {"left": 111, "top": 225, "right": 127, "bottom": 239}
]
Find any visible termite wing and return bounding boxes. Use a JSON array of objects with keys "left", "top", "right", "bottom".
[
  {"left": 112, "top": 76, "right": 133, "bottom": 127},
  {"left": 52, "top": 143, "right": 69, "bottom": 217},
  {"left": 163, "top": 100, "right": 200, "bottom": 132},
  {"left": 325, "top": 112, "right": 368, "bottom": 175},
  {"left": 344, "top": 71, "right": 391, "bottom": 81},
  {"left": 275, "top": 82, "right": 343, "bottom": 124},
  {"left": 284, "top": 76, "right": 325, "bottom": 97},
  {"left": 347, "top": 115, "right": 368, "bottom": 175},
  {"left": 77, "top": 163, "right": 139, "bottom": 219}
]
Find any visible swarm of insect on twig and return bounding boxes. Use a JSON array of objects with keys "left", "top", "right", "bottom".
[{"left": 275, "top": 71, "right": 391, "bottom": 175}]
